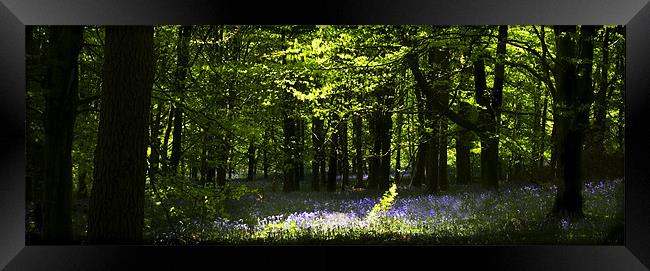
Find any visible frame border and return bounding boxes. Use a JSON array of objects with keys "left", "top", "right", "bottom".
[{"left": 1, "top": 0, "right": 649, "bottom": 270}]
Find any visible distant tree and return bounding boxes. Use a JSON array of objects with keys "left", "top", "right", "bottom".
[{"left": 169, "top": 25, "right": 192, "bottom": 172}]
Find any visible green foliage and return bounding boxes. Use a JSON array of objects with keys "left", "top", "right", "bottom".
[{"left": 366, "top": 183, "right": 399, "bottom": 222}]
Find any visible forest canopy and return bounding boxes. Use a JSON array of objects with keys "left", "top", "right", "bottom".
[{"left": 26, "top": 25, "right": 625, "bottom": 245}]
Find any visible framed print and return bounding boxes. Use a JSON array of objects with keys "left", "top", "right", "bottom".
[{"left": 1, "top": 0, "right": 650, "bottom": 270}]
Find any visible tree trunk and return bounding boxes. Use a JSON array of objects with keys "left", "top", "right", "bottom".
[
  {"left": 433, "top": 48, "right": 451, "bottom": 190},
  {"left": 590, "top": 27, "right": 610, "bottom": 178},
  {"left": 339, "top": 119, "right": 349, "bottom": 191},
  {"left": 327, "top": 116, "right": 339, "bottom": 192},
  {"left": 297, "top": 118, "right": 305, "bottom": 183},
  {"left": 476, "top": 25, "right": 507, "bottom": 189},
  {"left": 169, "top": 26, "right": 192, "bottom": 173},
  {"left": 551, "top": 25, "right": 595, "bottom": 217},
  {"left": 41, "top": 26, "right": 83, "bottom": 243},
  {"left": 455, "top": 102, "right": 472, "bottom": 185},
  {"left": 87, "top": 26, "right": 154, "bottom": 243},
  {"left": 395, "top": 112, "right": 403, "bottom": 184},
  {"left": 216, "top": 136, "right": 228, "bottom": 187},
  {"left": 312, "top": 116, "right": 324, "bottom": 191},
  {"left": 455, "top": 131, "right": 471, "bottom": 185},
  {"left": 352, "top": 114, "right": 364, "bottom": 187},
  {"left": 378, "top": 110, "right": 393, "bottom": 191},
  {"left": 247, "top": 140, "right": 256, "bottom": 181},
  {"left": 283, "top": 115, "right": 297, "bottom": 192},
  {"left": 438, "top": 121, "right": 448, "bottom": 190},
  {"left": 263, "top": 130, "right": 269, "bottom": 180}
]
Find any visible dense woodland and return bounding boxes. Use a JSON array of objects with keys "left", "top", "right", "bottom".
[{"left": 26, "top": 25, "right": 625, "bottom": 245}]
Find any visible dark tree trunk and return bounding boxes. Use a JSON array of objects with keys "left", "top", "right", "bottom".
[
  {"left": 339, "top": 119, "right": 349, "bottom": 191},
  {"left": 216, "top": 137, "right": 228, "bottom": 187},
  {"left": 438, "top": 121, "right": 448, "bottom": 190},
  {"left": 169, "top": 26, "right": 192, "bottom": 173},
  {"left": 327, "top": 117, "right": 339, "bottom": 192},
  {"left": 352, "top": 114, "right": 364, "bottom": 187},
  {"left": 150, "top": 104, "right": 163, "bottom": 181},
  {"left": 312, "top": 116, "right": 324, "bottom": 191},
  {"left": 292, "top": 118, "right": 304, "bottom": 190},
  {"left": 378, "top": 110, "right": 393, "bottom": 191},
  {"left": 283, "top": 115, "right": 297, "bottom": 192},
  {"left": 162, "top": 105, "right": 174, "bottom": 163},
  {"left": 476, "top": 25, "right": 507, "bottom": 189},
  {"left": 247, "top": 140, "right": 257, "bottom": 182},
  {"left": 297, "top": 118, "right": 305, "bottom": 183},
  {"left": 455, "top": 132, "right": 471, "bottom": 185},
  {"left": 395, "top": 112, "right": 403, "bottom": 184},
  {"left": 433, "top": 48, "right": 451, "bottom": 190},
  {"left": 41, "top": 26, "right": 83, "bottom": 243},
  {"left": 425, "top": 128, "right": 439, "bottom": 193},
  {"left": 551, "top": 25, "right": 596, "bottom": 218},
  {"left": 539, "top": 98, "right": 549, "bottom": 171},
  {"left": 411, "top": 141, "right": 426, "bottom": 187},
  {"left": 320, "top": 120, "right": 328, "bottom": 189},
  {"left": 368, "top": 111, "right": 381, "bottom": 190},
  {"left": 87, "top": 26, "right": 154, "bottom": 243},
  {"left": 455, "top": 102, "right": 472, "bottom": 185},
  {"left": 77, "top": 169, "right": 88, "bottom": 199},
  {"left": 263, "top": 130, "right": 269, "bottom": 180}
]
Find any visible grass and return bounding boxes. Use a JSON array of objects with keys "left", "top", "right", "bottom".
[{"left": 147, "top": 178, "right": 624, "bottom": 245}]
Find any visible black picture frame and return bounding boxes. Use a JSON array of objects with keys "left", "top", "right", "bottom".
[{"left": 1, "top": 0, "right": 649, "bottom": 270}]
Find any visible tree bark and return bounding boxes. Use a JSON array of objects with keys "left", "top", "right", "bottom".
[
  {"left": 283, "top": 115, "right": 297, "bottom": 192},
  {"left": 395, "top": 112, "right": 403, "bottom": 184},
  {"left": 312, "top": 116, "right": 324, "bottom": 191},
  {"left": 551, "top": 25, "right": 596, "bottom": 217},
  {"left": 327, "top": 116, "right": 339, "bottom": 192},
  {"left": 352, "top": 114, "right": 364, "bottom": 187},
  {"left": 169, "top": 26, "right": 192, "bottom": 173},
  {"left": 339, "top": 119, "right": 349, "bottom": 191},
  {"left": 87, "top": 26, "right": 154, "bottom": 243},
  {"left": 41, "top": 26, "right": 83, "bottom": 243},
  {"left": 247, "top": 140, "right": 257, "bottom": 181}
]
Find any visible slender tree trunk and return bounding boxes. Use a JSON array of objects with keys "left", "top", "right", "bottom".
[
  {"left": 162, "top": 105, "right": 174, "bottom": 163},
  {"left": 87, "top": 26, "right": 154, "bottom": 243},
  {"left": 455, "top": 134, "right": 471, "bottom": 185},
  {"left": 297, "top": 118, "right": 305, "bottom": 183},
  {"left": 395, "top": 112, "right": 403, "bottom": 184},
  {"left": 42, "top": 26, "right": 84, "bottom": 243},
  {"left": 169, "top": 26, "right": 191, "bottom": 173},
  {"left": 438, "top": 121, "right": 448, "bottom": 190},
  {"left": 591, "top": 27, "right": 610, "bottom": 178},
  {"left": 455, "top": 103, "right": 472, "bottom": 185},
  {"left": 216, "top": 135, "right": 228, "bottom": 187},
  {"left": 327, "top": 116, "right": 339, "bottom": 192},
  {"left": 434, "top": 48, "right": 451, "bottom": 190},
  {"left": 312, "top": 116, "right": 324, "bottom": 191},
  {"left": 339, "top": 119, "right": 349, "bottom": 191},
  {"left": 247, "top": 140, "right": 256, "bottom": 181},
  {"left": 283, "top": 115, "right": 297, "bottom": 192},
  {"left": 263, "top": 130, "right": 269, "bottom": 180},
  {"left": 368, "top": 111, "right": 381, "bottom": 190},
  {"left": 352, "top": 114, "right": 364, "bottom": 187}
]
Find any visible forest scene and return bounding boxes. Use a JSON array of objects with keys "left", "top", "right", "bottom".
[{"left": 25, "top": 25, "right": 625, "bottom": 245}]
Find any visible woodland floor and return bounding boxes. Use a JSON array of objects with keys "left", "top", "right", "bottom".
[{"left": 145, "top": 177, "right": 624, "bottom": 245}]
